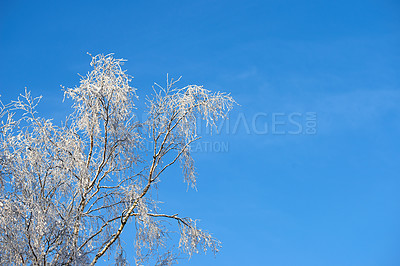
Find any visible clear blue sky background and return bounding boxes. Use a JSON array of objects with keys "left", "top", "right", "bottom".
[{"left": 1, "top": 1, "right": 400, "bottom": 265}]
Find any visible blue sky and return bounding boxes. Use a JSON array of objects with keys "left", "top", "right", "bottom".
[{"left": 1, "top": 0, "right": 400, "bottom": 265}]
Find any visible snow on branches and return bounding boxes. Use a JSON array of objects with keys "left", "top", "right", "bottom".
[{"left": 0, "top": 54, "right": 235, "bottom": 265}]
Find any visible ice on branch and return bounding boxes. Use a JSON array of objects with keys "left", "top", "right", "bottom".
[{"left": 0, "top": 54, "right": 235, "bottom": 265}]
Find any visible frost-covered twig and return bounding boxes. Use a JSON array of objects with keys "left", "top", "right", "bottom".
[{"left": 0, "top": 54, "right": 235, "bottom": 265}]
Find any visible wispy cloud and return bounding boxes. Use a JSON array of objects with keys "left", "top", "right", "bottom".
[{"left": 314, "top": 89, "right": 400, "bottom": 133}]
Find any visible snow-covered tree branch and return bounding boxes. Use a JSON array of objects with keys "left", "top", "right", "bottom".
[{"left": 0, "top": 54, "right": 236, "bottom": 265}]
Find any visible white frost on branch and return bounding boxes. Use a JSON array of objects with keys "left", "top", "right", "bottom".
[{"left": 0, "top": 54, "right": 235, "bottom": 265}]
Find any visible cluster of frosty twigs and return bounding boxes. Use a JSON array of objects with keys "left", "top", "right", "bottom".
[{"left": 0, "top": 53, "right": 236, "bottom": 265}]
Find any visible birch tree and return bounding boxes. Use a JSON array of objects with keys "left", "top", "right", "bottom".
[{"left": 0, "top": 54, "right": 235, "bottom": 265}]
